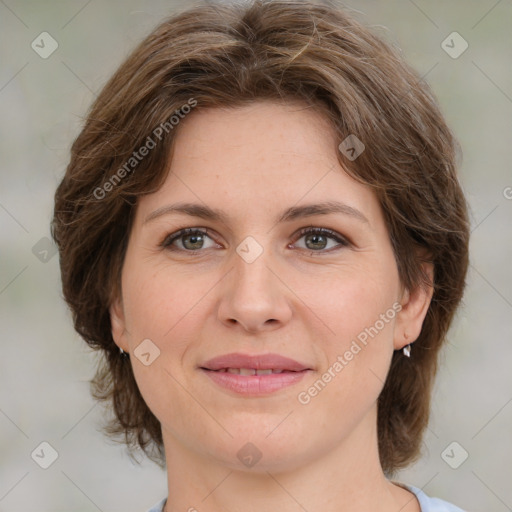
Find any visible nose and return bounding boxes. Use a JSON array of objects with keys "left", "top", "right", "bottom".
[{"left": 217, "top": 245, "right": 292, "bottom": 334}]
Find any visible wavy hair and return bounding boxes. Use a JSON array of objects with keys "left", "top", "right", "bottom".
[{"left": 52, "top": 0, "right": 470, "bottom": 475}]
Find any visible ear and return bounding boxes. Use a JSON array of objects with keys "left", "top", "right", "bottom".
[
  {"left": 394, "top": 260, "right": 434, "bottom": 351},
  {"left": 109, "top": 295, "right": 130, "bottom": 352}
]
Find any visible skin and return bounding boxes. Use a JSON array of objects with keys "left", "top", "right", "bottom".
[{"left": 110, "top": 101, "right": 433, "bottom": 512}]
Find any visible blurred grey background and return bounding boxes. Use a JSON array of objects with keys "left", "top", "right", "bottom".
[{"left": 1, "top": 1, "right": 511, "bottom": 511}]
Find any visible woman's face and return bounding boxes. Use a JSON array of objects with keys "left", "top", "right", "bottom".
[{"left": 111, "top": 101, "right": 431, "bottom": 472}]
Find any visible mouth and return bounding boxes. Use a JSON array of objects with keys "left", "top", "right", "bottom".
[{"left": 200, "top": 353, "right": 312, "bottom": 395}]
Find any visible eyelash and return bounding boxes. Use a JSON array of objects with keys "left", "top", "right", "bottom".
[{"left": 160, "top": 226, "right": 350, "bottom": 254}]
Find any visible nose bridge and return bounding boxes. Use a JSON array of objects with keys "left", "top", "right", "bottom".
[
  {"left": 217, "top": 236, "right": 291, "bottom": 332},
  {"left": 234, "top": 241, "right": 273, "bottom": 294}
]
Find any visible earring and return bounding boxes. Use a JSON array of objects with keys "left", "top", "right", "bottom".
[
  {"left": 403, "top": 332, "right": 411, "bottom": 357},
  {"left": 119, "top": 347, "right": 129, "bottom": 357}
]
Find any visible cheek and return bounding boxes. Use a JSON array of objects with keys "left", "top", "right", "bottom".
[
  {"left": 123, "top": 268, "right": 207, "bottom": 431},
  {"left": 294, "top": 276, "right": 397, "bottom": 433},
  {"left": 298, "top": 260, "right": 399, "bottom": 339},
  {"left": 121, "top": 263, "right": 213, "bottom": 407},
  {"left": 299, "top": 262, "right": 399, "bottom": 388},
  {"left": 121, "top": 259, "right": 213, "bottom": 342}
]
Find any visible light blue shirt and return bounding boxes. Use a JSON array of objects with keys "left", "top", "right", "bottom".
[{"left": 146, "top": 484, "right": 466, "bottom": 511}]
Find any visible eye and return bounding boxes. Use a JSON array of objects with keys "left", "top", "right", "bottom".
[
  {"left": 292, "top": 227, "right": 349, "bottom": 253},
  {"left": 161, "top": 228, "right": 219, "bottom": 251},
  {"left": 160, "top": 226, "right": 349, "bottom": 254}
]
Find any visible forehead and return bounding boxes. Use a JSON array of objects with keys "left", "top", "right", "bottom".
[
  {"left": 172, "top": 100, "right": 335, "bottom": 172},
  {"left": 135, "top": 101, "right": 381, "bottom": 227}
]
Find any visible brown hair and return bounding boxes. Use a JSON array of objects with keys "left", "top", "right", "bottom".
[{"left": 51, "top": 0, "right": 470, "bottom": 475}]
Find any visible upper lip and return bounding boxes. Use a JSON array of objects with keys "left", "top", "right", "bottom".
[{"left": 201, "top": 353, "right": 311, "bottom": 372}]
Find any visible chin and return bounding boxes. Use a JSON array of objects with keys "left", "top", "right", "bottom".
[{"left": 196, "top": 421, "right": 322, "bottom": 473}]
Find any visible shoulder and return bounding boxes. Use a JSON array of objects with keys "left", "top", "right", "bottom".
[
  {"left": 404, "top": 484, "right": 467, "bottom": 512},
  {"left": 145, "top": 497, "right": 167, "bottom": 512}
]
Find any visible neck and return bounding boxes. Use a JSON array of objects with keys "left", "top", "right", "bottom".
[{"left": 161, "top": 409, "right": 420, "bottom": 512}]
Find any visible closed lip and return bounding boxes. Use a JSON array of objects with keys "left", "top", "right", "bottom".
[{"left": 200, "top": 352, "right": 312, "bottom": 372}]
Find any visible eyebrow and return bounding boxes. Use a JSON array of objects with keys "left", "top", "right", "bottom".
[{"left": 143, "top": 200, "right": 370, "bottom": 226}]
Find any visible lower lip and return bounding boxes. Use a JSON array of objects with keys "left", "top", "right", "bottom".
[{"left": 201, "top": 369, "right": 309, "bottom": 395}]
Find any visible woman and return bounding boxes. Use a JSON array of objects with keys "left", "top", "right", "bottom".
[{"left": 52, "top": 1, "right": 469, "bottom": 511}]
